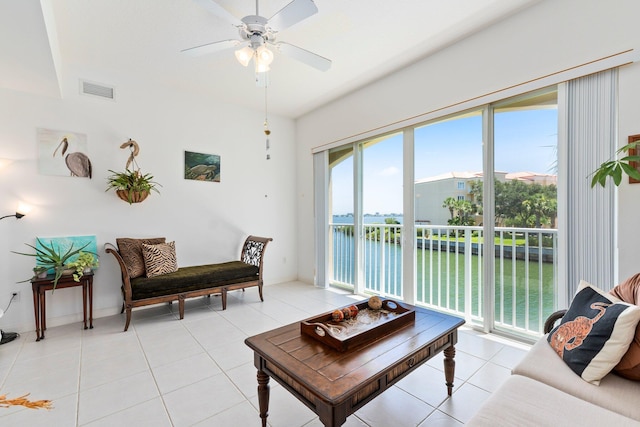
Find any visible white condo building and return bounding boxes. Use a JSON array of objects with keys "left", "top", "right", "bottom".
[{"left": 414, "top": 171, "right": 557, "bottom": 225}]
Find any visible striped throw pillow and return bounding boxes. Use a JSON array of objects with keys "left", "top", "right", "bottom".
[{"left": 141, "top": 241, "right": 178, "bottom": 278}]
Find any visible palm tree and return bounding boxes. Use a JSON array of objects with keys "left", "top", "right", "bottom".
[
  {"left": 522, "top": 193, "right": 557, "bottom": 228},
  {"left": 442, "top": 197, "right": 457, "bottom": 221},
  {"left": 455, "top": 199, "right": 474, "bottom": 225}
]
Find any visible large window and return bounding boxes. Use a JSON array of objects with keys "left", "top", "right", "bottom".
[
  {"left": 325, "top": 87, "right": 559, "bottom": 339},
  {"left": 329, "top": 133, "right": 403, "bottom": 296},
  {"left": 414, "top": 112, "right": 483, "bottom": 322},
  {"left": 362, "top": 134, "right": 403, "bottom": 296},
  {"left": 329, "top": 146, "right": 354, "bottom": 287},
  {"left": 492, "top": 91, "right": 558, "bottom": 335}
]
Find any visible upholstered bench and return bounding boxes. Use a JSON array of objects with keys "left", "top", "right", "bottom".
[{"left": 105, "top": 235, "right": 272, "bottom": 331}]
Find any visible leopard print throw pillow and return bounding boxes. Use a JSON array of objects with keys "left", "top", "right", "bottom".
[
  {"left": 116, "top": 237, "right": 166, "bottom": 278},
  {"left": 141, "top": 241, "right": 178, "bottom": 278}
]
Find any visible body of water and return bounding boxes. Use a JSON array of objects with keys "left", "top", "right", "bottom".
[
  {"left": 333, "top": 215, "right": 403, "bottom": 224},
  {"left": 331, "top": 225, "right": 555, "bottom": 334}
]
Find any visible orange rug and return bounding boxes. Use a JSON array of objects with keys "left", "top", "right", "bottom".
[{"left": 0, "top": 393, "right": 52, "bottom": 410}]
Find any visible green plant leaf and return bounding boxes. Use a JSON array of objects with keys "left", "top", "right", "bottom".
[
  {"left": 612, "top": 164, "right": 623, "bottom": 186},
  {"left": 591, "top": 168, "right": 605, "bottom": 187},
  {"left": 616, "top": 140, "right": 640, "bottom": 154},
  {"left": 598, "top": 171, "right": 608, "bottom": 188},
  {"left": 621, "top": 162, "right": 640, "bottom": 181},
  {"left": 591, "top": 139, "right": 640, "bottom": 187},
  {"left": 619, "top": 155, "right": 640, "bottom": 162}
]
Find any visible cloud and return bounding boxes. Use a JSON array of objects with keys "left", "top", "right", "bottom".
[{"left": 380, "top": 166, "right": 399, "bottom": 176}]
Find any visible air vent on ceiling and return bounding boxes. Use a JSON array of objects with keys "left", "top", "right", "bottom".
[{"left": 80, "top": 80, "right": 115, "bottom": 100}]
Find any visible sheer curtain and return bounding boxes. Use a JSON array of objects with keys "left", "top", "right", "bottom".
[
  {"left": 313, "top": 151, "right": 329, "bottom": 288},
  {"left": 565, "top": 69, "right": 617, "bottom": 298}
]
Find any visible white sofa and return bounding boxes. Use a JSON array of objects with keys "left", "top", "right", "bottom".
[{"left": 467, "top": 336, "right": 640, "bottom": 426}]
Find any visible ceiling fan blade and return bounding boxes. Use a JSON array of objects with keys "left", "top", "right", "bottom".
[
  {"left": 181, "top": 39, "right": 244, "bottom": 56},
  {"left": 275, "top": 42, "right": 331, "bottom": 71},
  {"left": 269, "top": 0, "right": 318, "bottom": 31},
  {"left": 193, "top": 0, "right": 242, "bottom": 26}
]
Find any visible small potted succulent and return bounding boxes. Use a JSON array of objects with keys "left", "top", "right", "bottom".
[
  {"left": 32, "top": 266, "right": 48, "bottom": 279},
  {"left": 106, "top": 139, "right": 160, "bottom": 204}
]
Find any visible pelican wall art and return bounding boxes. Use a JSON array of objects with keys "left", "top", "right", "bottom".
[
  {"left": 37, "top": 128, "right": 92, "bottom": 178},
  {"left": 184, "top": 150, "right": 220, "bottom": 183}
]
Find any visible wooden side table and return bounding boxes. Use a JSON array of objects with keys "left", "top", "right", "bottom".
[{"left": 30, "top": 272, "right": 94, "bottom": 341}]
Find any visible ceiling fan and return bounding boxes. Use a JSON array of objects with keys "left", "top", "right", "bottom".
[{"left": 182, "top": 0, "right": 332, "bottom": 72}]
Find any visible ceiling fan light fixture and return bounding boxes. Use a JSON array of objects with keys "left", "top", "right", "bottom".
[
  {"left": 254, "top": 45, "right": 273, "bottom": 73},
  {"left": 234, "top": 46, "right": 254, "bottom": 67},
  {"left": 256, "top": 45, "right": 274, "bottom": 65},
  {"left": 185, "top": 0, "right": 331, "bottom": 72},
  {"left": 255, "top": 61, "right": 271, "bottom": 73}
]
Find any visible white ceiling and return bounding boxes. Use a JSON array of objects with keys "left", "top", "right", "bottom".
[{"left": 1, "top": 0, "right": 539, "bottom": 118}]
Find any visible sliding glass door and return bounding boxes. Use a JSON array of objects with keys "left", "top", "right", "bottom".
[
  {"left": 492, "top": 90, "right": 559, "bottom": 335},
  {"left": 362, "top": 134, "right": 403, "bottom": 297},
  {"left": 414, "top": 112, "right": 484, "bottom": 323},
  {"left": 328, "top": 146, "right": 355, "bottom": 288},
  {"left": 325, "top": 87, "right": 559, "bottom": 339},
  {"left": 328, "top": 133, "right": 404, "bottom": 296}
]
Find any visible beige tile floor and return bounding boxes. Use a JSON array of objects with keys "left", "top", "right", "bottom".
[{"left": 0, "top": 281, "right": 530, "bottom": 426}]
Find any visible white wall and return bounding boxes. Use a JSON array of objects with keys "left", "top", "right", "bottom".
[
  {"left": 0, "top": 69, "right": 298, "bottom": 333},
  {"left": 296, "top": 0, "right": 640, "bottom": 285},
  {"left": 615, "top": 63, "right": 640, "bottom": 282}
]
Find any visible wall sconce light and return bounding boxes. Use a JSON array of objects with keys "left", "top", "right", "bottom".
[
  {"left": 0, "top": 202, "right": 31, "bottom": 221},
  {"left": 0, "top": 158, "right": 12, "bottom": 171}
]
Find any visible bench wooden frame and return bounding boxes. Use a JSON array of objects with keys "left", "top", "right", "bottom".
[{"left": 105, "top": 235, "right": 272, "bottom": 331}]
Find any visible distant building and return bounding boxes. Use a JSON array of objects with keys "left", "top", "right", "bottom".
[{"left": 414, "top": 171, "right": 557, "bottom": 226}]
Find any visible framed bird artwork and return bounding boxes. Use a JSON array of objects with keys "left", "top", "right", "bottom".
[{"left": 37, "top": 128, "right": 92, "bottom": 178}]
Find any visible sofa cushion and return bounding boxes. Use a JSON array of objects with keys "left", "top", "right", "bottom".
[
  {"left": 466, "top": 374, "right": 639, "bottom": 427},
  {"left": 513, "top": 337, "right": 640, "bottom": 421},
  {"left": 610, "top": 272, "right": 640, "bottom": 380},
  {"left": 116, "top": 237, "right": 166, "bottom": 279},
  {"left": 142, "top": 241, "right": 178, "bottom": 278},
  {"left": 547, "top": 281, "right": 640, "bottom": 384},
  {"left": 130, "top": 261, "right": 259, "bottom": 300},
  {"left": 242, "top": 239, "right": 266, "bottom": 267}
]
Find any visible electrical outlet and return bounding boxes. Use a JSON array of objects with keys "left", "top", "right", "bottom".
[{"left": 11, "top": 291, "right": 20, "bottom": 303}]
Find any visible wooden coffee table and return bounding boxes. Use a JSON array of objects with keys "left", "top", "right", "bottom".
[{"left": 245, "top": 302, "right": 465, "bottom": 427}]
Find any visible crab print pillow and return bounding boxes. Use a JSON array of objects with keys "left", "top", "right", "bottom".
[{"left": 547, "top": 281, "right": 640, "bottom": 385}]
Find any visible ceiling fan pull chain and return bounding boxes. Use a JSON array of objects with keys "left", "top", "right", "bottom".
[{"left": 264, "top": 82, "right": 271, "bottom": 158}]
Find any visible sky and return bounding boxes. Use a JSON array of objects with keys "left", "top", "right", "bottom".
[{"left": 331, "top": 108, "right": 558, "bottom": 215}]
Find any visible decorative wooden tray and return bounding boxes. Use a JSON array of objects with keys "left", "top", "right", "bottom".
[{"left": 300, "top": 299, "right": 415, "bottom": 352}]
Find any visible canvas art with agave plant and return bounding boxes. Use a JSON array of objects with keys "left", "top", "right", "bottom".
[{"left": 12, "top": 235, "right": 98, "bottom": 290}]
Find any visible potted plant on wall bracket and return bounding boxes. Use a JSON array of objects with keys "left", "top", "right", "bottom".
[
  {"left": 106, "top": 138, "right": 161, "bottom": 204},
  {"left": 591, "top": 137, "right": 640, "bottom": 187}
]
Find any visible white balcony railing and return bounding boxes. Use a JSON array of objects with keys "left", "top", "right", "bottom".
[{"left": 329, "top": 222, "right": 558, "bottom": 339}]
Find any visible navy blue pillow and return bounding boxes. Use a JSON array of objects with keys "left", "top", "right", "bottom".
[{"left": 547, "top": 282, "right": 640, "bottom": 384}]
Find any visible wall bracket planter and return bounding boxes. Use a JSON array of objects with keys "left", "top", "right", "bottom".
[{"left": 106, "top": 139, "right": 160, "bottom": 204}]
